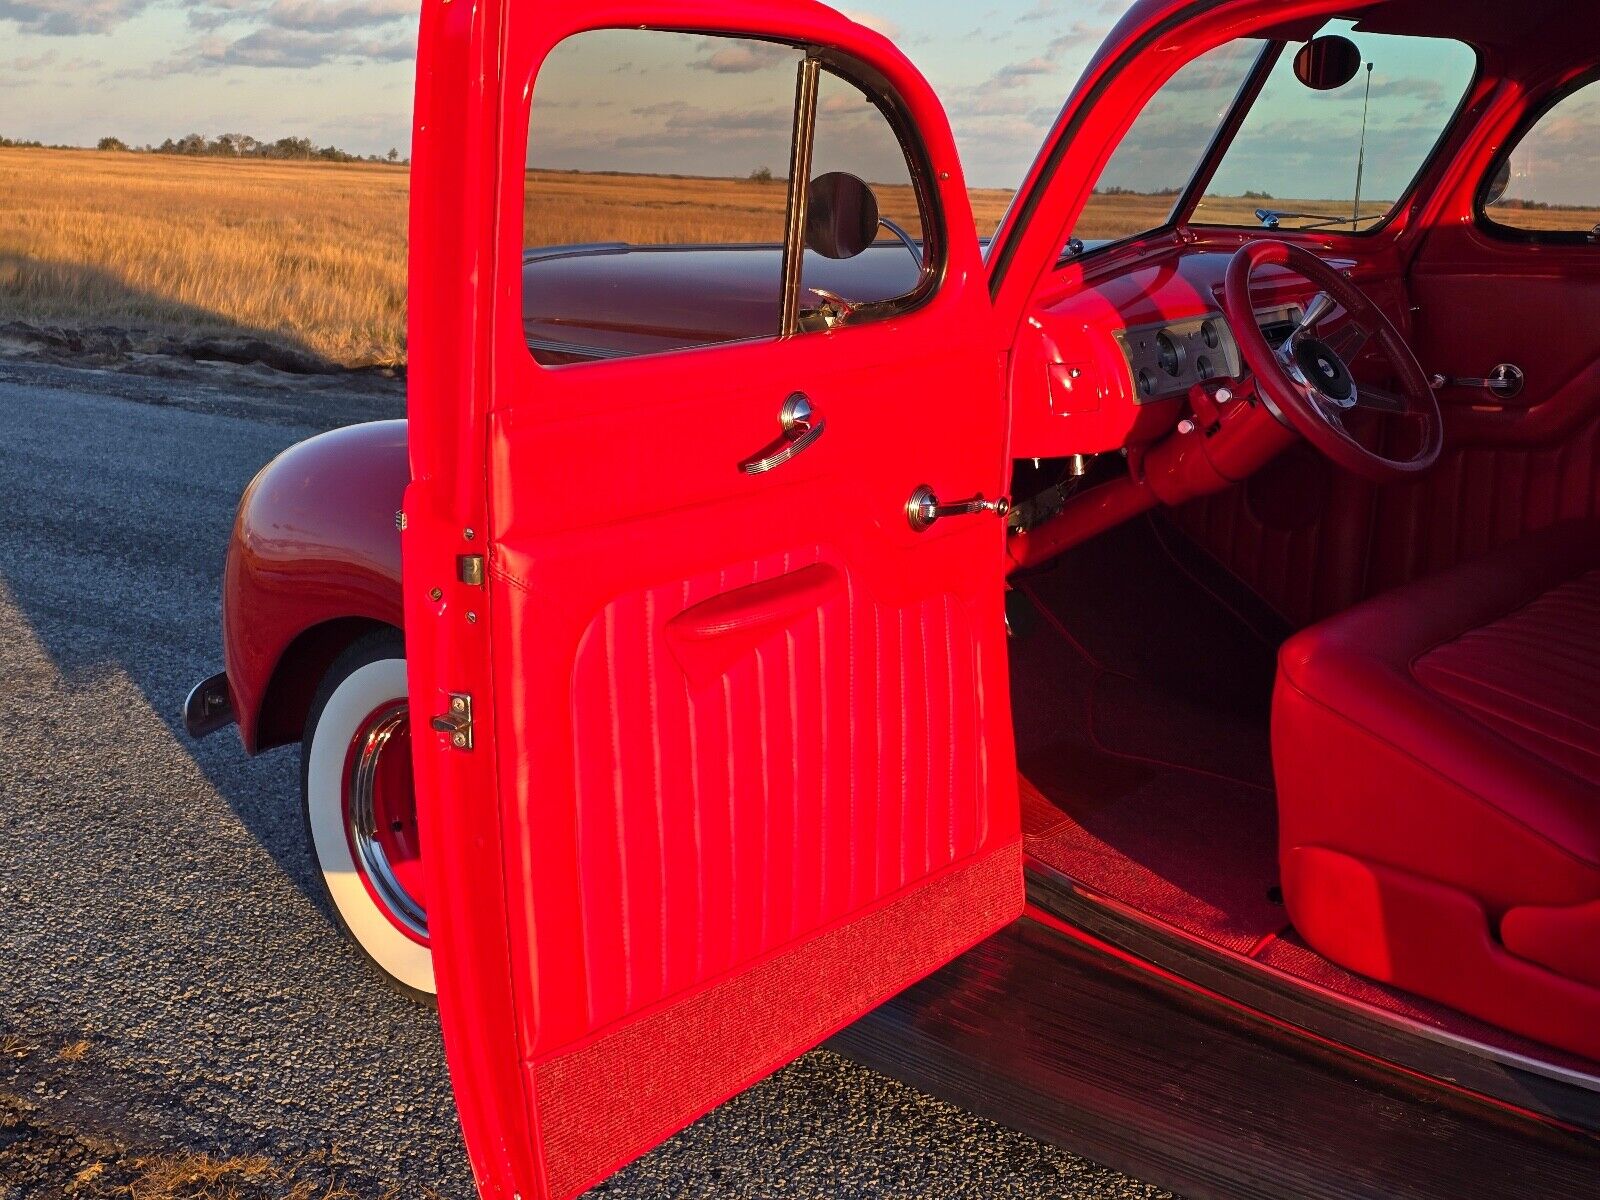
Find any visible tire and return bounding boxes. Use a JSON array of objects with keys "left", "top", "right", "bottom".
[{"left": 301, "top": 630, "right": 435, "bottom": 1002}]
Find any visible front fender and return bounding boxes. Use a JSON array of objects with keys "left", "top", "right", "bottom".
[{"left": 222, "top": 420, "right": 410, "bottom": 753}]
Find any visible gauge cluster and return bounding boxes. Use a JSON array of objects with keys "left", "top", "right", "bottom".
[{"left": 1115, "top": 315, "right": 1244, "bottom": 402}]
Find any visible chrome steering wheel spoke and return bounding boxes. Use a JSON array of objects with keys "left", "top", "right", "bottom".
[
  {"left": 1323, "top": 321, "right": 1371, "bottom": 363},
  {"left": 1351, "top": 381, "right": 1410, "bottom": 415}
]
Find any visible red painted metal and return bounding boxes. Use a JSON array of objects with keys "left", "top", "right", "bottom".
[{"left": 221, "top": 420, "right": 408, "bottom": 753}]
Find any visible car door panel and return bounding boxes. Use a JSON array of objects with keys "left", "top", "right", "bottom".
[
  {"left": 1368, "top": 223, "right": 1600, "bottom": 592},
  {"left": 407, "top": 3, "right": 1022, "bottom": 1196},
  {"left": 485, "top": 323, "right": 1019, "bottom": 1055}
]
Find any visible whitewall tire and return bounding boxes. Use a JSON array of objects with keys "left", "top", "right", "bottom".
[{"left": 301, "top": 632, "right": 435, "bottom": 1001}]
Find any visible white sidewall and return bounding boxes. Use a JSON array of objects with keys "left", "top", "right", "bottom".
[{"left": 306, "top": 656, "right": 436, "bottom": 995}]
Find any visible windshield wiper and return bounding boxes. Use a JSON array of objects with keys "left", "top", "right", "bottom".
[{"left": 1255, "top": 208, "right": 1379, "bottom": 233}]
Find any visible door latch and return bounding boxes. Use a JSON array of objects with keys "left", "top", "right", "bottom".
[
  {"left": 906, "top": 486, "right": 1011, "bottom": 532},
  {"left": 431, "top": 693, "right": 474, "bottom": 751}
]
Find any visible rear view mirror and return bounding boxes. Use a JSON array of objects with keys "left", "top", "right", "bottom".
[
  {"left": 1294, "top": 35, "right": 1364, "bottom": 91},
  {"left": 806, "top": 171, "right": 880, "bottom": 260}
]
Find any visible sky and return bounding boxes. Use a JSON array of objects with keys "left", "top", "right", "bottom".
[
  {"left": 2, "top": 1, "right": 1595, "bottom": 203},
  {"left": 0, "top": 0, "right": 1121, "bottom": 189}
]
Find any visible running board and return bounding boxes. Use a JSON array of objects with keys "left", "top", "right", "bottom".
[{"left": 830, "top": 904, "right": 1600, "bottom": 1200}]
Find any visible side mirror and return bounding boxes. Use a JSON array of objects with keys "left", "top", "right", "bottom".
[
  {"left": 1484, "top": 158, "right": 1513, "bottom": 207},
  {"left": 1293, "top": 35, "right": 1364, "bottom": 91},
  {"left": 806, "top": 171, "right": 880, "bottom": 260}
]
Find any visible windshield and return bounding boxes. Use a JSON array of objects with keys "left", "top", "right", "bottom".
[
  {"left": 1067, "top": 21, "right": 1478, "bottom": 251},
  {"left": 1068, "top": 41, "right": 1262, "bottom": 249},
  {"left": 1193, "top": 21, "right": 1478, "bottom": 231}
]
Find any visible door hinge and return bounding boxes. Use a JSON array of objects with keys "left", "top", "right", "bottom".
[
  {"left": 457, "top": 554, "right": 486, "bottom": 586},
  {"left": 431, "top": 693, "right": 474, "bottom": 751}
]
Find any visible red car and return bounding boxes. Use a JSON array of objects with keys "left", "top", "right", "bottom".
[{"left": 186, "top": 0, "right": 1600, "bottom": 1196}]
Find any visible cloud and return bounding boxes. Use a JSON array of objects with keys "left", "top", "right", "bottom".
[
  {"left": 989, "top": 57, "right": 1055, "bottom": 89},
  {"left": 159, "top": 25, "right": 411, "bottom": 72},
  {"left": 3, "top": 49, "right": 57, "bottom": 70},
  {"left": 181, "top": 0, "right": 265, "bottom": 30},
  {"left": 0, "top": 0, "right": 149, "bottom": 35},
  {"left": 1046, "top": 23, "right": 1108, "bottom": 58},
  {"left": 1016, "top": 1, "right": 1062, "bottom": 23},
  {"left": 263, "top": 0, "right": 414, "bottom": 32},
  {"left": 181, "top": 0, "right": 412, "bottom": 33},
  {"left": 690, "top": 40, "right": 792, "bottom": 75},
  {"left": 841, "top": 8, "right": 900, "bottom": 40}
]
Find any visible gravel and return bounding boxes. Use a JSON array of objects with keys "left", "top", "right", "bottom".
[{"left": 0, "top": 354, "right": 1167, "bottom": 1200}]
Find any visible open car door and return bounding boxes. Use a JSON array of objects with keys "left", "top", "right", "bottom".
[{"left": 404, "top": 2, "right": 1022, "bottom": 1196}]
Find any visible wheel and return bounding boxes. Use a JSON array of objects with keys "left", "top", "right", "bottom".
[{"left": 301, "top": 630, "right": 435, "bottom": 1002}]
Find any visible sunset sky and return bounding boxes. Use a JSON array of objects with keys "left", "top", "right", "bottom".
[
  {"left": 0, "top": 0, "right": 1110, "bottom": 190},
  {"left": 2, "top": 1, "right": 1595, "bottom": 203}
]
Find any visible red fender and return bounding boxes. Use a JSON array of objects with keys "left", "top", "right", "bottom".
[{"left": 222, "top": 420, "right": 409, "bottom": 753}]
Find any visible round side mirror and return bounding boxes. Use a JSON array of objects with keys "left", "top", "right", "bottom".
[
  {"left": 806, "top": 171, "right": 880, "bottom": 260},
  {"left": 1293, "top": 35, "right": 1364, "bottom": 92},
  {"left": 1484, "top": 158, "right": 1513, "bottom": 207}
]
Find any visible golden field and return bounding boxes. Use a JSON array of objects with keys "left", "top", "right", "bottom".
[
  {"left": 0, "top": 148, "right": 411, "bottom": 367},
  {"left": 1, "top": 147, "right": 1594, "bottom": 370}
]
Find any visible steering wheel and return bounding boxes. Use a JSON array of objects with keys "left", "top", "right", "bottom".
[{"left": 1224, "top": 240, "right": 1442, "bottom": 481}]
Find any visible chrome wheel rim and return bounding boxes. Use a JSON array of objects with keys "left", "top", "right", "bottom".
[{"left": 344, "top": 702, "right": 428, "bottom": 942}]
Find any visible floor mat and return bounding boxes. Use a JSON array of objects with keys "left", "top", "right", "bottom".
[{"left": 1011, "top": 515, "right": 1289, "bottom": 954}]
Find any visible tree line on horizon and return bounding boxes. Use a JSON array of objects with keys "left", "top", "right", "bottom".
[{"left": 0, "top": 132, "right": 406, "bottom": 165}]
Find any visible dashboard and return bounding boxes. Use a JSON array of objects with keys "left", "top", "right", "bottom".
[
  {"left": 1115, "top": 306, "right": 1303, "bottom": 403},
  {"left": 1009, "top": 246, "right": 1339, "bottom": 460}
]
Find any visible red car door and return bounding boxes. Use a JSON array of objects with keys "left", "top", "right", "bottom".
[{"left": 402, "top": 2, "right": 1021, "bottom": 1197}]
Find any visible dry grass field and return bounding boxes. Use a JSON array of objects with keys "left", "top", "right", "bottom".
[
  {"left": 1, "top": 147, "right": 1594, "bottom": 369},
  {"left": 0, "top": 148, "right": 411, "bottom": 367}
]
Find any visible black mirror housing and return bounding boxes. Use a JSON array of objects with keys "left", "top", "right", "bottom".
[
  {"left": 806, "top": 171, "right": 880, "bottom": 260},
  {"left": 1294, "top": 35, "right": 1364, "bottom": 91}
]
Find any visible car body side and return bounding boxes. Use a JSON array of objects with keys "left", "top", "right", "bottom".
[{"left": 223, "top": 419, "right": 409, "bottom": 755}]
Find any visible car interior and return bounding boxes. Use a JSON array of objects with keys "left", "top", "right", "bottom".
[{"left": 1000, "top": 0, "right": 1600, "bottom": 1072}]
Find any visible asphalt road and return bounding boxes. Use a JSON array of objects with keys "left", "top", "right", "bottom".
[{"left": 0, "top": 355, "right": 1169, "bottom": 1199}]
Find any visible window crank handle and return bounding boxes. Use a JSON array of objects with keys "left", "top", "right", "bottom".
[{"left": 907, "top": 485, "right": 1011, "bottom": 532}]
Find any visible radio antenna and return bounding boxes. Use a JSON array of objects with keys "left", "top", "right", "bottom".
[{"left": 1352, "top": 61, "right": 1374, "bottom": 230}]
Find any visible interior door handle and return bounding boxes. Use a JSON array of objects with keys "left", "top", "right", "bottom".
[
  {"left": 740, "top": 393, "right": 825, "bottom": 475},
  {"left": 1429, "top": 364, "right": 1525, "bottom": 399},
  {"left": 907, "top": 486, "right": 1011, "bottom": 532}
]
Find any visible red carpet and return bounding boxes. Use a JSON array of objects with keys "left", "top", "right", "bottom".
[{"left": 1011, "top": 517, "right": 1288, "bottom": 954}]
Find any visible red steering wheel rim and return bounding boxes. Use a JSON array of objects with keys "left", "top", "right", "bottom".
[{"left": 1224, "top": 240, "right": 1443, "bottom": 481}]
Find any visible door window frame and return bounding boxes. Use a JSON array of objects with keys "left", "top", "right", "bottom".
[
  {"left": 1476, "top": 68, "right": 1600, "bottom": 247},
  {"left": 515, "top": 32, "right": 951, "bottom": 371}
]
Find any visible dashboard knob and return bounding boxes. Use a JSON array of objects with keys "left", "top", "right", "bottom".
[{"left": 1216, "top": 387, "right": 1233, "bottom": 404}]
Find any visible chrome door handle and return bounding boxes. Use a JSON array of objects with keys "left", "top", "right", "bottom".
[
  {"left": 907, "top": 486, "right": 1010, "bottom": 532},
  {"left": 1429, "top": 364, "right": 1525, "bottom": 399},
  {"left": 740, "top": 393, "right": 825, "bottom": 475}
]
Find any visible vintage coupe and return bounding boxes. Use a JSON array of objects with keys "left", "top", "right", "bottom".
[{"left": 187, "top": 0, "right": 1600, "bottom": 1195}]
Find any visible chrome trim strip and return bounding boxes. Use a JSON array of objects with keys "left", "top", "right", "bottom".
[{"left": 1031, "top": 865, "right": 1600, "bottom": 1099}]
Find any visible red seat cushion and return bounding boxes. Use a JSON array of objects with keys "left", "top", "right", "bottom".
[{"left": 1274, "top": 520, "right": 1600, "bottom": 1058}]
